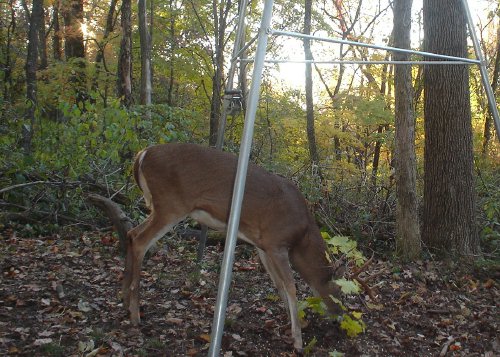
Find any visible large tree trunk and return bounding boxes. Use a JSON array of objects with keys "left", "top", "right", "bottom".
[
  {"left": 23, "top": 0, "right": 43, "bottom": 154},
  {"left": 117, "top": 0, "right": 133, "bottom": 107},
  {"left": 422, "top": 0, "right": 479, "bottom": 257},
  {"left": 393, "top": 0, "right": 421, "bottom": 260},
  {"left": 138, "top": 0, "right": 152, "bottom": 105},
  {"left": 304, "top": 0, "right": 320, "bottom": 170}
]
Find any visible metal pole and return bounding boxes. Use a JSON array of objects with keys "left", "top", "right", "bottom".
[
  {"left": 207, "top": 0, "right": 274, "bottom": 355},
  {"left": 240, "top": 59, "right": 476, "bottom": 65},
  {"left": 215, "top": 0, "right": 249, "bottom": 149},
  {"left": 271, "top": 29, "right": 482, "bottom": 64},
  {"left": 461, "top": 0, "right": 500, "bottom": 142}
]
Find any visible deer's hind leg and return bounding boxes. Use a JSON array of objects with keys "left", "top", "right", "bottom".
[{"left": 123, "top": 211, "right": 183, "bottom": 325}]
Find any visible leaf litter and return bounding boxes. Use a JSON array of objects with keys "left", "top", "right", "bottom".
[{"left": 0, "top": 229, "right": 498, "bottom": 356}]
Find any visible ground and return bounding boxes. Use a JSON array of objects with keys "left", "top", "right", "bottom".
[{"left": 0, "top": 229, "right": 498, "bottom": 357}]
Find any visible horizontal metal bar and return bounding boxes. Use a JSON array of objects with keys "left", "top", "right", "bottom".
[
  {"left": 240, "top": 58, "right": 476, "bottom": 65},
  {"left": 270, "top": 29, "right": 481, "bottom": 65}
]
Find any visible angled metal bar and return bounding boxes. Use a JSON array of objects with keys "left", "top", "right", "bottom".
[
  {"left": 216, "top": 0, "right": 250, "bottom": 149},
  {"left": 461, "top": 0, "right": 500, "bottom": 141},
  {"left": 232, "top": 33, "right": 259, "bottom": 62},
  {"left": 240, "top": 59, "right": 476, "bottom": 65},
  {"left": 208, "top": 0, "right": 275, "bottom": 355},
  {"left": 271, "top": 29, "right": 482, "bottom": 64}
]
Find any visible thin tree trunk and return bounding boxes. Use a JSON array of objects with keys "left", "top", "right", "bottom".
[
  {"left": 117, "top": 0, "right": 132, "bottom": 107},
  {"left": 38, "top": 6, "right": 48, "bottom": 69},
  {"left": 393, "top": 0, "right": 421, "bottom": 260},
  {"left": 95, "top": 0, "right": 117, "bottom": 64},
  {"left": 422, "top": 0, "right": 478, "bottom": 257},
  {"left": 304, "top": 0, "right": 320, "bottom": 171},
  {"left": 138, "top": 0, "right": 152, "bottom": 105},
  {"left": 482, "top": 24, "right": 500, "bottom": 155},
  {"left": 3, "top": 0, "right": 16, "bottom": 101},
  {"left": 167, "top": 0, "right": 176, "bottom": 107},
  {"left": 52, "top": 2, "right": 62, "bottom": 61},
  {"left": 23, "top": 0, "right": 43, "bottom": 154}
]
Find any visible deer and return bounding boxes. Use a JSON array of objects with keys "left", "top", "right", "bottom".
[{"left": 122, "top": 142, "right": 345, "bottom": 352}]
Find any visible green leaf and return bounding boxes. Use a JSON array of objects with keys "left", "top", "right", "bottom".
[
  {"left": 334, "top": 278, "right": 361, "bottom": 294},
  {"left": 340, "top": 315, "right": 366, "bottom": 337}
]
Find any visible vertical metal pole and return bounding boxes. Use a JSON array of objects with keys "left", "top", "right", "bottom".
[
  {"left": 215, "top": 0, "right": 250, "bottom": 149},
  {"left": 207, "top": 0, "right": 274, "bottom": 356},
  {"left": 461, "top": 0, "right": 500, "bottom": 141}
]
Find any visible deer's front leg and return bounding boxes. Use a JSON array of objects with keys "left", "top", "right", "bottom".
[{"left": 265, "top": 249, "right": 303, "bottom": 352}]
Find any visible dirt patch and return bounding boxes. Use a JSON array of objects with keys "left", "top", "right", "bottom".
[{"left": 0, "top": 230, "right": 498, "bottom": 356}]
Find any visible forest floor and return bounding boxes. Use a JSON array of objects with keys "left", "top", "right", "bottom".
[{"left": 0, "top": 228, "right": 498, "bottom": 357}]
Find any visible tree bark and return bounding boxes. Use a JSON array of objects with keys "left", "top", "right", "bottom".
[
  {"left": 52, "top": 2, "right": 62, "bottom": 61},
  {"left": 38, "top": 6, "right": 48, "bottom": 69},
  {"left": 422, "top": 0, "right": 479, "bottom": 257},
  {"left": 304, "top": 0, "right": 321, "bottom": 170},
  {"left": 3, "top": 0, "right": 16, "bottom": 101},
  {"left": 482, "top": 24, "right": 500, "bottom": 155},
  {"left": 393, "top": 0, "right": 421, "bottom": 260},
  {"left": 167, "top": 0, "right": 176, "bottom": 107},
  {"left": 138, "top": 0, "right": 152, "bottom": 105},
  {"left": 208, "top": 0, "right": 229, "bottom": 146},
  {"left": 117, "top": 0, "right": 133, "bottom": 107},
  {"left": 22, "top": 0, "right": 43, "bottom": 154},
  {"left": 62, "top": 0, "right": 85, "bottom": 59}
]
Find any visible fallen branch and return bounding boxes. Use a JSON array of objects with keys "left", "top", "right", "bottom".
[
  {"left": 0, "top": 180, "right": 82, "bottom": 194},
  {"left": 86, "top": 193, "right": 134, "bottom": 256},
  {"left": 0, "top": 201, "right": 95, "bottom": 227}
]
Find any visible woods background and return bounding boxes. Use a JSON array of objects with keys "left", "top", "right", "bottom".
[{"left": 0, "top": 0, "right": 499, "bottom": 261}]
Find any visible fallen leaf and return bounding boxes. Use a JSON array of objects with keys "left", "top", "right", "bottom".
[
  {"left": 33, "top": 338, "right": 53, "bottom": 346},
  {"left": 198, "top": 334, "right": 211, "bottom": 343},
  {"left": 166, "top": 317, "right": 183, "bottom": 325}
]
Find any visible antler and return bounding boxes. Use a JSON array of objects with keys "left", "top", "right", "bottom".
[{"left": 348, "top": 255, "right": 377, "bottom": 301}]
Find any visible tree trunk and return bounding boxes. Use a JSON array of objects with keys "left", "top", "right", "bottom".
[
  {"left": 304, "top": 0, "right": 320, "bottom": 170},
  {"left": 138, "top": 0, "right": 152, "bottom": 105},
  {"left": 3, "top": 0, "right": 16, "bottom": 101},
  {"left": 62, "top": 0, "right": 84, "bottom": 59},
  {"left": 52, "top": 2, "right": 62, "bottom": 61},
  {"left": 482, "top": 24, "right": 500, "bottom": 155},
  {"left": 208, "top": 0, "right": 232, "bottom": 146},
  {"left": 62, "top": 0, "right": 86, "bottom": 106},
  {"left": 167, "top": 0, "right": 176, "bottom": 107},
  {"left": 23, "top": 0, "right": 43, "bottom": 154},
  {"left": 117, "top": 0, "right": 133, "bottom": 107},
  {"left": 38, "top": 6, "right": 48, "bottom": 69},
  {"left": 95, "top": 0, "right": 117, "bottom": 64},
  {"left": 422, "top": 0, "right": 479, "bottom": 257},
  {"left": 393, "top": 0, "right": 421, "bottom": 260}
]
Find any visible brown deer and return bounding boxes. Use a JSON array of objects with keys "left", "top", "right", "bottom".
[{"left": 122, "top": 143, "right": 344, "bottom": 351}]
